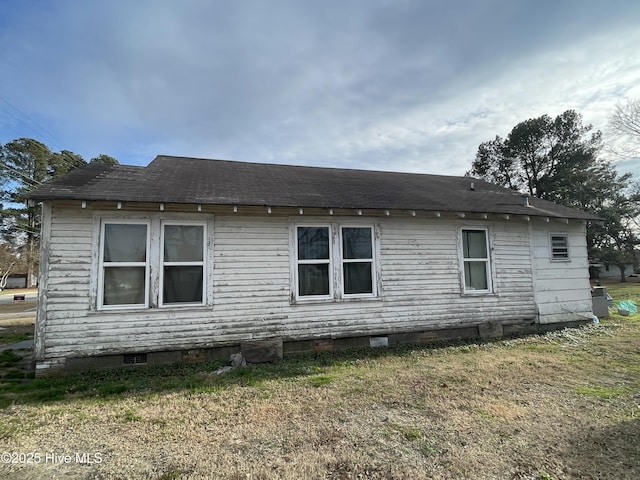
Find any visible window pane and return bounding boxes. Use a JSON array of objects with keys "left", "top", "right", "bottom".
[
  {"left": 164, "top": 225, "right": 204, "bottom": 262},
  {"left": 344, "top": 263, "right": 373, "bottom": 294},
  {"left": 298, "top": 264, "right": 329, "bottom": 296},
  {"left": 342, "top": 228, "right": 372, "bottom": 259},
  {"left": 103, "top": 267, "right": 146, "bottom": 305},
  {"left": 464, "top": 261, "right": 488, "bottom": 290},
  {"left": 163, "top": 266, "right": 204, "bottom": 304},
  {"left": 297, "top": 227, "right": 329, "bottom": 260},
  {"left": 463, "top": 230, "right": 487, "bottom": 259},
  {"left": 104, "top": 224, "right": 147, "bottom": 262}
]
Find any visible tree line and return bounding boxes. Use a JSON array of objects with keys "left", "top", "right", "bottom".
[
  {"left": 0, "top": 138, "right": 118, "bottom": 288},
  {"left": 469, "top": 99, "right": 640, "bottom": 282},
  {"left": 1, "top": 99, "right": 640, "bottom": 287}
]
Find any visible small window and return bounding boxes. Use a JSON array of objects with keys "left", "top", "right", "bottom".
[
  {"left": 100, "top": 222, "right": 149, "bottom": 308},
  {"left": 461, "top": 229, "right": 491, "bottom": 292},
  {"left": 342, "top": 227, "right": 374, "bottom": 295},
  {"left": 550, "top": 234, "right": 569, "bottom": 261},
  {"left": 297, "top": 226, "right": 331, "bottom": 297},
  {"left": 161, "top": 223, "right": 206, "bottom": 306}
]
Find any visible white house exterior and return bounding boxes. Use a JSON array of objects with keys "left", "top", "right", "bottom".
[{"left": 28, "top": 157, "right": 599, "bottom": 375}]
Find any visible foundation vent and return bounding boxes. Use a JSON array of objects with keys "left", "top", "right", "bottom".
[{"left": 123, "top": 353, "right": 148, "bottom": 365}]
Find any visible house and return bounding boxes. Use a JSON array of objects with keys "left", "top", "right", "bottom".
[
  {"left": 4, "top": 273, "right": 27, "bottom": 289},
  {"left": 27, "top": 156, "right": 600, "bottom": 375},
  {"left": 594, "top": 263, "right": 635, "bottom": 280}
]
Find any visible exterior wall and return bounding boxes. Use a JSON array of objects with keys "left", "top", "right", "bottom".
[
  {"left": 35, "top": 203, "right": 591, "bottom": 373},
  {"left": 529, "top": 219, "right": 593, "bottom": 324}
]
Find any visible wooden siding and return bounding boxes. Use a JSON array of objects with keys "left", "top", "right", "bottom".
[
  {"left": 37, "top": 204, "right": 588, "bottom": 367},
  {"left": 530, "top": 220, "right": 593, "bottom": 324}
]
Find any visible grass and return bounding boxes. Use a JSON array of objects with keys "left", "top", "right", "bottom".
[
  {"left": 0, "top": 300, "right": 36, "bottom": 315},
  {"left": 0, "top": 324, "right": 33, "bottom": 346},
  {"left": 0, "top": 350, "right": 21, "bottom": 368},
  {"left": 0, "top": 284, "right": 638, "bottom": 479},
  {"left": 575, "top": 385, "right": 631, "bottom": 399},
  {"left": 601, "top": 279, "right": 640, "bottom": 306}
]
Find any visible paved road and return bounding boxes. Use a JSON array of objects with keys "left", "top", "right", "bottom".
[
  {"left": 0, "top": 339, "right": 33, "bottom": 350},
  {"left": 0, "top": 290, "right": 38, "bottom": 304}
]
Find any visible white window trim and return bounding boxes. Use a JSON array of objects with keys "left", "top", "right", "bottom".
[
  {"left": 291, "top": 219, "right": 380, "bottom": 303},
  {"left": 459, "top": 226, "right": 493, "bottom": 295},
  {"left": 92, "top": 212, "right": 214, "bottom": 312},
  {"left": 339, "top": 225, "right": 377, "bottom": 299},
  {"left": 294, "top": 224, "right": 334, "bottom": 300},
  {"left": 97, "top": 219, "right": 151, "bottom": 311},
  {"left": 549, "top": 233, "right": 570, "bottom": 262},
  {"left": 159, "top": 220, "right": 207, "bottom": 308}
]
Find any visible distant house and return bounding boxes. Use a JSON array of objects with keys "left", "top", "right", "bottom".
[
  {"left": 596, "top": 263, "right": 635, "bottom": 280},
  {"left": 4, "top": 274, "right": 27, "bottom": 289},
  {"left": 27, "top": 156, "right": 600, "bottom": 375}
]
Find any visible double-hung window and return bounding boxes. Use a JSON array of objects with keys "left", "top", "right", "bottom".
[
  {"left": 97, "top": 217, "right": 208, "bottom": 310},
  {"left": 294, "top": 223, "right": 377, "bottom": 300},
  {"left": 99, "top": 221, "right": 150, "bottom": 309},
  {"left": 341, "top": 227, "right": 375, "bottom": 296},
  {"left": 296, "top": 226, "right": 332, "bottom": 298},
  {"left": 461, "top": 228, "right": 491, "bottom": 293},
  {"left": 161, "top": 223, "right": 206, "bottom": 306}
]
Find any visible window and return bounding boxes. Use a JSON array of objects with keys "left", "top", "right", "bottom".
[
  {"left": 161, "top": 223, "right": 206, "bottom": 306},
  {"left": 550, "top": 234, "right": 569, "bottom": 261},
  {"left": 293, "top": 222, "right": 378, "bottom": 301},
  {"left": 99, "top": 222, "right": 150, "bottom": 309},
  {"left": 296, "top": 226, "right": 331, "bottom": 297},
  {"left": 97, "top": 217, "right": 209, "bottom": 310},
  {"left": 461, "top": 228, "right": 491, "bottom": 292},
  {"left": 341, "top": 227, "right": 374, "bottom": 295}
]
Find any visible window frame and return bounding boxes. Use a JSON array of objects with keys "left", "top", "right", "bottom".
[
  {"left": 294, "top": 224, "right": 334, "bottom": 300},
  {"left": 92, "top": 212, "right": 214, "bottom": 312},
  {"left": 459, "top": 227, "right": 493, "bottom": 295},
  {"left": 159, "top": 220, "right": 207, "bottom": 308},
  {"left": 340, "top": 225, "right": 377, "bottom": 298},
  {"left": 291, "top": 219, "right": 380, "bottom": 302},
  {"left": 549, "top": 233, "right": 570, "bottom": 262},
  {"left": 97, "top": 219, "right": 151, "bottom": 311}
]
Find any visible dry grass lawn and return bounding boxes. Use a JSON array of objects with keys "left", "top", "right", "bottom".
[{"left": 0, "top": 284, "right": 639, "bottom": 479}]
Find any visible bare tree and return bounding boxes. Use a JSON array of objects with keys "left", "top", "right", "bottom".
[
  {"left": 609, "top": 98, "right": 640, "bottom": 157},
  {"left": 0, "top": 243, "right": 17, "bottom": 291}
]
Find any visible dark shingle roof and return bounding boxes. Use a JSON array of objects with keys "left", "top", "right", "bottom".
[{"left": 27, "top": 155, "right": 599, "bottom": 220}]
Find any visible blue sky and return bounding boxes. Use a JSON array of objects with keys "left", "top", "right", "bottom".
[{"left": 1, "top": 0, "right": 639, "bottom": 177}]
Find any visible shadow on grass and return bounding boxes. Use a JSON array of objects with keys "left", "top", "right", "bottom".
[{"left": 561, "top": 417, "right": 640, "bottom": 479}]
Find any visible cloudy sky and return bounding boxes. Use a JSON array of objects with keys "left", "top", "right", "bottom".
[{"left": 1, "top": 0, "right": 639, "bottom": 177}]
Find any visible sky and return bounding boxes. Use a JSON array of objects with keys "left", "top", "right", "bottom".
[{"left": 1, "top": 0, "right": 639, "bottom": 177}]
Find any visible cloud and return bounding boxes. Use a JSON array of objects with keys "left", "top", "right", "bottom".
[{"left": 1, "top": 0, "right": 640, "bottom": 176}]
